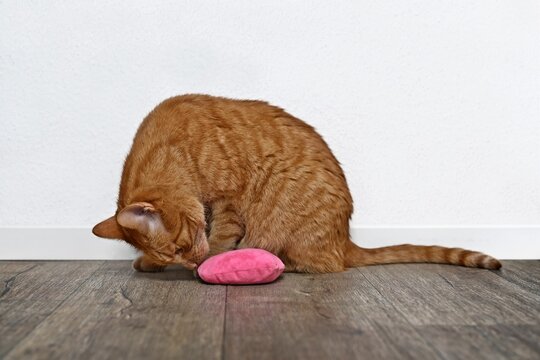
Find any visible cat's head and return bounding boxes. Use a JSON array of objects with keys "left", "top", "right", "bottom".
[{"left": 92, "top": 199, "right": 208, "bottom": 270}]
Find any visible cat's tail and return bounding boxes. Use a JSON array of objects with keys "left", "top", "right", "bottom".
[{"left": 344, "top": 242, "right": 501, "bottom": 269}]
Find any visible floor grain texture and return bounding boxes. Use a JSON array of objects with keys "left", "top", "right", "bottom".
[{"left": 0, "top": 260, "right": 538, "bottom": 359}]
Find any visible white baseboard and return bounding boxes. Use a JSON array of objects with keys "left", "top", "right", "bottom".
[
  {"left": 0, "top": 226, "right": 538, "bottom": 260},
  {"left": 0, "top": 228, "right": 138, "bottom": 260}
]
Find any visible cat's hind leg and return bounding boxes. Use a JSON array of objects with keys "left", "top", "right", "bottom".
[
  {"left": 282, "top": 242, "right": 346, "bottom": 273},
  {"left": 207, "top": 199, "right": 245, "bottom": 257}
]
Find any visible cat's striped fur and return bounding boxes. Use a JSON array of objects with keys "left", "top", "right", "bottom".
[{"left": 93, "top": 95, "right": 501, "bottom": 273}]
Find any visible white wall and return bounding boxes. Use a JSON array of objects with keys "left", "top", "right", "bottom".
[{"left": 1, "top": 1, "right": 539, "bottom": 258}]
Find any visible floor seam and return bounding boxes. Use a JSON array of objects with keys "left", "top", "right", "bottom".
[{"left": 221, "top": 285, "right": 228, "bottom": 360}]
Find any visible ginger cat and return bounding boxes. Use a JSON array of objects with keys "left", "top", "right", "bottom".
[{"left": 93, "top": 95, "right": 501, "bottom": 273}]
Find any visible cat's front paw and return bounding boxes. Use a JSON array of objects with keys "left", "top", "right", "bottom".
[{"left": 132, "top": 256, "right": 166, "bottom": 272}]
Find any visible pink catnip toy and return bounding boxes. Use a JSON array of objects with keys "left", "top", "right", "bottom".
[{"left": 197, "top": 248, "right": 285, "bottom": 285}]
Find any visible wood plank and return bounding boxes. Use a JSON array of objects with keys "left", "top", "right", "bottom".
[
  {"left": 479, "top": 324, "right": 540, "bottom": 359},
  {"left": 0, "top": 261, "right": 39, "bottom": 299},
  {"left": 0, "top": 261, "right": 103, "bottom": 357},
  {"left": 360, "top": 264, "right": 480, "bottom": 326},
  {"left": 361, "top": 263, "right": 540, "bottom": 359},
  {"left": 224, "top": 269, "right": 442, "bottom": 360},
  {"left": 416, "top": 324, "right": 540, "bottom": 360},
  {"left": 360, "top": 263, "right": 540, "bottom": 326},
  {"left": 1, "top": 260, "right": 538, "bottom": 360},
  {"left": 4, "top": 261, "right": 226, "bottom": 360},
  {"left": 434, "top": 263, "right": 540, "bottom": 325},
  {"left": 494, "top": 260, "right": 540, "bottom": 296}
]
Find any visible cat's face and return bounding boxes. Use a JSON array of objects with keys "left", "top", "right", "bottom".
[{"left": 92, "top": 202, "right": 208, "bottom": 270}]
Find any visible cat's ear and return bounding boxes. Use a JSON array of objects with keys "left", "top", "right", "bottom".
[
  {"left": 116, "top": 202, "right": 164, "bottom": 235},
  {"left": 92, "top": 216, "right": 126, "bottom": 240}
]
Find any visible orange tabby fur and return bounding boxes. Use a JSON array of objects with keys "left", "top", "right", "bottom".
[{"left": 93, "top": 95, "right": 501, "bottom": 273}]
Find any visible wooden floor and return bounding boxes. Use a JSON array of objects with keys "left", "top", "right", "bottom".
[{"left": 0, "top": 261, "right": 539, "bottom": 360}]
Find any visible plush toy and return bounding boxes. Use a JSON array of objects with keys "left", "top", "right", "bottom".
[{"left": 197, "top": 248, "right": 285, "bottom": 285}]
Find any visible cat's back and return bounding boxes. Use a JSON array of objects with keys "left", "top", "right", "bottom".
[
  {"left": 139, "top": 94, "right": 328, "bottom": 154},
  {"left": 145, "top": 94, "right": 311, "bottom": 133},
  {"left": 129, "top": 94, "right": 344, "bottom": 176},
  {"left": 123, "top": 94, "right": 348, "bottom": 202}
]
